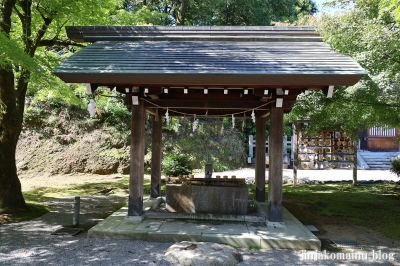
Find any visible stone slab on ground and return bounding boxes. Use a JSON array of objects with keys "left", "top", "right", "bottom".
[{"left": 165, "top": 241, "right": 243, "bottom": 266}]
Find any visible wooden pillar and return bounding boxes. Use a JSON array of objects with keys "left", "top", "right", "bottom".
[
  {"left": 128, "top": 98, "right": 145, "bottom": 216},
  {"left": 268, "top": 105, "right": 284, "bottom": 222},
  {"left": 151, "top": 112, "right": 162, "bottom": 198},
  {"left": 255, "top": 116, "right": 266, "bottom": 202}
]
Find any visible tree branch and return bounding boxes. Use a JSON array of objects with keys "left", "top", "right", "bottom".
[
  {"left": 1, "top": 0, "right": 17, "bottom": 34},
  {"left": 12, "top": 4, "right": 23, "bottom": 23},
  {"left": 16, "top": 0, "right": 32, "bottom": 51},
  {"left": 37, "top": 38, "right": 86, "bottom": 48},
  {"left": 29, "top": 15, "right": 52, "bottom": 57},
  {"left": 54, "top": 19, "right": 69, "bottom": 40}
]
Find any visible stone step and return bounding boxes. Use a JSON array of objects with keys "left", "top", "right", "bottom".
[
  {"left": 367, "top": 160, "right": 391, "bottom": 163},
  {"left": 368, "top": 165, "right": 391, "bottom": 168},
  {"left": 362, "top": 157, "right": 390, "bottom": 160},
  {"left": 363, "top": 157, "right": 391, "bottom": 159},
  {"left": 366, "top": 161, "right": 391, "bottom": 164},
  {"left": 359, "top": 152, "right": 400, "bottom": 169},
  {"left": 365, "top": 165, "right": 391, "bottom": 168},
  {"left": 365, "top": 161, "right": 391, "bottom": 164}
]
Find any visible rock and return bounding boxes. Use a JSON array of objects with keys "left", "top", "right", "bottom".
[
  {"left": 55, "top": 134, "right": 76, "bottom": 145},
  {"left": 17, "top": 161, "right": 29, "bottom": 171},
  {"left": 282, "top": 176, "right": 293, "bottom": 184},
  {"left": 165, "top": 241, "right": 243, "bottom": 266},
  {"left": 296, "top": 178, "right": 307, "bottom": 184}
]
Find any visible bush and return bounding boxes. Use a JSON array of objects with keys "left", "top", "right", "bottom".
[
  {"left": 162, "top": 154, "right": 192, "bottom": 177},
  {"left": 390, "top": 158, "right": 400, "bottom": 177}
]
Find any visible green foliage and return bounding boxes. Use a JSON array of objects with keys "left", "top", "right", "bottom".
[
  {"left": 390, "top": 158, "right": 400, "bottom": 177},
  {"left": 91, "top": 87, "right": 131, "bottom": 130},
  {"left": 162, "top": 154, "right": 193, "bottom": 177},
  {"left": 162, "top": 117, "right": 247, "bottom": 171},
  {"left": 110, "top": 6, "right": 168, "bottom": 25},
  {"left": 295, "top": 0, "right": 318, "bottom": 17},
  {"left": 283, "top": 182, "right": 400, "bottom": 241},
  {"left": 99, "top": 148, "right": 128, "bottom": 160},
  {"left": 289, "top": 1, "right": 400, "bottom": 136},
  {"left": 23, "top": 84, "right": 134, "bottom": 137},
  {"left": 0, "top": 32, "right": 41, "bottom": 74},
  {"left": 30, "top": 82, "right": 86, "bottom": 109},
  {"left": 0, "top": 203, "right": 50, "bottom": 225},
  {"left": 319, "top": 1, "right": 400, "bottom": 78},
  {"left": 130, "top": 0, "right": 317, "bottom": 26},
  {"left": 287, "top": 88, "right": 361, "bottom": 138},
  {"left": 380, "top": 0, "right": 400, "bottom": 22}
]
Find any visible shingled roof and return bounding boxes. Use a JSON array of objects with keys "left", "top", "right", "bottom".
[{"left": 54, "top": 26, "right": 366, "bottom": 88}]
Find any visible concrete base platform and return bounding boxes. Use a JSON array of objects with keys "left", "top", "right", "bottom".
[{"left": 88, "top": 198, "right": 320, "bottom": 250}]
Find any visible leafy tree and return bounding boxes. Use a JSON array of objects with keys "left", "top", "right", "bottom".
[
  {"left": 128, "top": 0, "right": 317, "bottom": 26},
  {"left": 288, "top": 0, "right": 400, "bottom": 139},
  {"left": 294, "top": 0, "right": 317, "bottom": 19},
  {"left": 0, "top": 0, "right": 165, "bottom": 213}
]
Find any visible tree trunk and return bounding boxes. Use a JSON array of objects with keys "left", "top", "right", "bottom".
[
  {"left": 0, "top": 67, "right": 26, "bottom": 213},
  {"left": 0, "top": 0, "right": 26, "bottom": 213},
  {"left": 352, "top": 136, "right": 358, "bottom": 186},
  {"left": 0, "top": 0, "right": 52, "bottom": 213},
  {"left": 175, "top": 0, "right": 187, "bottom": 25},
  {"left": 0, "top": 136, "right": 26, "bottom": 213}
]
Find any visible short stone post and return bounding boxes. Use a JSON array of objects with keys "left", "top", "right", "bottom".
[{"left": 73, "top": 196, "right": 80, "bottom": 226}]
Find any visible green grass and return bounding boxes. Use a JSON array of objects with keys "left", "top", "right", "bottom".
[
  {"left": 247, "top": 246, "right": 264, "bottom": 250},
  {"left": 0, "top": 203, "right": 50, "bottom": 224},
  {"left": 248, "top": 183, "right": 256, "bottom": 200},
  {"left": 281, "top": 183, "right": 400, "bottom": 241},
  {"left": 23, "top": 177, "right": 130, "bottom": 202},
  {"left": 22, "top": 176, "right": 164, "bottom": 202},
  {"left": 2, "top": 176, "right": 167, "bottom": 224}
]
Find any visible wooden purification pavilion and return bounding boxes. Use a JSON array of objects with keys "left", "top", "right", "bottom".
[{"left": 54, "top": 26, "right": 365, "bottom": 222}]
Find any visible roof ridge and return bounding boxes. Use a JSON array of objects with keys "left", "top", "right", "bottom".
[{"left": 66, "top": 26, "right": 318, "bottom": 42}]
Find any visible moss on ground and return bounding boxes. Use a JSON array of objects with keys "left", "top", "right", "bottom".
[{"left": 282, "top": 182, "right": 400, "bottom": 241}]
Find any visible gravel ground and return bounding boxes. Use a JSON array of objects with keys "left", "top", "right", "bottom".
[
  {"left": 1, "top": 169, "right": 399, "bottom": 265},
  {"left": 1, "top": 195, "right": 399, "bottom": 266}
]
